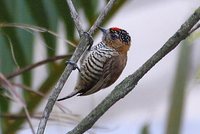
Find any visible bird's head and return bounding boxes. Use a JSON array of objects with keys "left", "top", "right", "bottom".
[{"left": 98, "top": 27, "right": 131, "bottom": 54}]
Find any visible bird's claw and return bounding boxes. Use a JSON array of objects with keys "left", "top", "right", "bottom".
[
  {"left": 83, "top": 32, "right": 93, "bottom": 51},
  {"left": 66, "top": 61, "right": 81, "bottom": 72}
]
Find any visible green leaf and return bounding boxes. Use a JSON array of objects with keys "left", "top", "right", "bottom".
[
  {"left": 0, "top": 36, "right": 14, "bottom": 74},
  {"left": 0, "top": 87, "right": 10, "bottom": 134},
  {"left": 140, "top": 124, "right": 150, "bottom": 134},
  {"left": 166, "top": 41, "right": 191, "bottom": 134},
  {"left": 54, "top": 0, "right": 75, "bottom": 40},
  {"left": 14, "top": 0, "right": 34, "bottom": 87},
  {"left": 14, "top": 0, "right": 33, "bottom": 65},
  {"left": 0, "top": 1, "right": 28, "bottom": 80},
  {"left": 79, "top": 0, "right": 99, "bottom": 25},
  {"left": 25, "top": 0, "right": 58, "bottom": 57},
  {"left": 54, "top": 0, "right": 76, "bottom": 52}
]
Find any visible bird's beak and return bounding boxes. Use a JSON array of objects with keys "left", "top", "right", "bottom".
[{"left": 98, "top": 26, "right": 107, "bottom": 34}]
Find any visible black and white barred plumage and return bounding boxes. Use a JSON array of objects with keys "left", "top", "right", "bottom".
[
  {"left": 58, "top": 27, "right": 131, "bottom": 100},
  {"left": 76, "top": 42, "right": 119, "bottom": 95}
]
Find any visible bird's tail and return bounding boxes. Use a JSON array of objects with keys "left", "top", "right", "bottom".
[{"left": 57, "top": 90, "right": 78, "bottom": 101}]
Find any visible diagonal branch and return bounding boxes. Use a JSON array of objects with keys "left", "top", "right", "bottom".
[
  {"left": 6, "top": 54, "right": 71, "bottom": 79},
  {"left": 36, "top": 0, "right": 117, "bottom": 134},
  {"left": 67, "top": 7, "right": 200, "bottom": 134},
  {"left": 66, "top": 0, "right": 84, "bottom": 36}
]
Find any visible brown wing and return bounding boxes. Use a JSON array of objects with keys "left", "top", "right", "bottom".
[{"left": 81, "top": 54, "right": 127, "bottom": 95}]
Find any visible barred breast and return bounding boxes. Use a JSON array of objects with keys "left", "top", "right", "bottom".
[{"left": 75, "top": 42, "right": 119, "bottom": 95}]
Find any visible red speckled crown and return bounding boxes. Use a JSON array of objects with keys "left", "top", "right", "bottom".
[
  {"left": 110, "top": 27, "right": 121, "bottom": 31},
  {"left": 109, "top": 27, "right": 131, "bottom": 43}
]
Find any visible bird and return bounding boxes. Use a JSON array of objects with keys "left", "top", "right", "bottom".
[{"left": 57, "top": 27, "right": 131, "bottom": 101}]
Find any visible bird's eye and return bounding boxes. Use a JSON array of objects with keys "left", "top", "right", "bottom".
[
  {"left": 120, "top": 34, "right": 131, "bottom": 43},
  {"left": 111, "top": 33, "right": 119, "bottom": 40}
]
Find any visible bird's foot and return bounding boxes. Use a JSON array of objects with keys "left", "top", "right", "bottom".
[
  {"left": 83, "top": 32, "right": 93, "bottom": 51},
  {"left": 66, "top": 61, "right": 80, "bottom": 72}
]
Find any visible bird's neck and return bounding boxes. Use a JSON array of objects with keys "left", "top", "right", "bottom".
[{"left": 103, "top": 40, "right": 130, "bottom": 54}]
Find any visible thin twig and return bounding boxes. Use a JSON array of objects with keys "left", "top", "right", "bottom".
[
  {"left": 24, "top": 107, "right": 36, "bottom": 134},
  {"left": 88, "top": 0, "right": 117, "bottom": 35},
  {"left": 0, "top": 23, "right": 76, "bottom": 47},
  {"left": 0, "top": 113, "right": 79, "bottom": 124},
  {"left": 9, "top": 82, "right": 73, "bottom": 115},
  {"left": 66, "top": 6, "right": 200, "bottom": 134},
  {"left": 7, "top": 35, "right": 20, "bottom": 69},
  {"left": 0, "top": 73, "right": 35, "bottom": 134},
  {"left": 0, "top": 33, "right": 21, "bottom": 69},
  {"left": 6, "top": 54, "right": 71, "bottom": 79},
  {"left": 36, "top": 0, "right": 117, "bottom": 134},
  {"left": 11, "top": 83, "right": 45, "bottom": 97},
  {"left": 2, "top": 78, "right": 71, "bottom": 116},
  {"left": 66, "top": 0, "right": 84, "bottom": 36},
  {"left": 0, "top": 74, "right": 24, "bottom": 105},
  {"left": 189, "top": 23, "right": 200, "bottom": 34}
]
